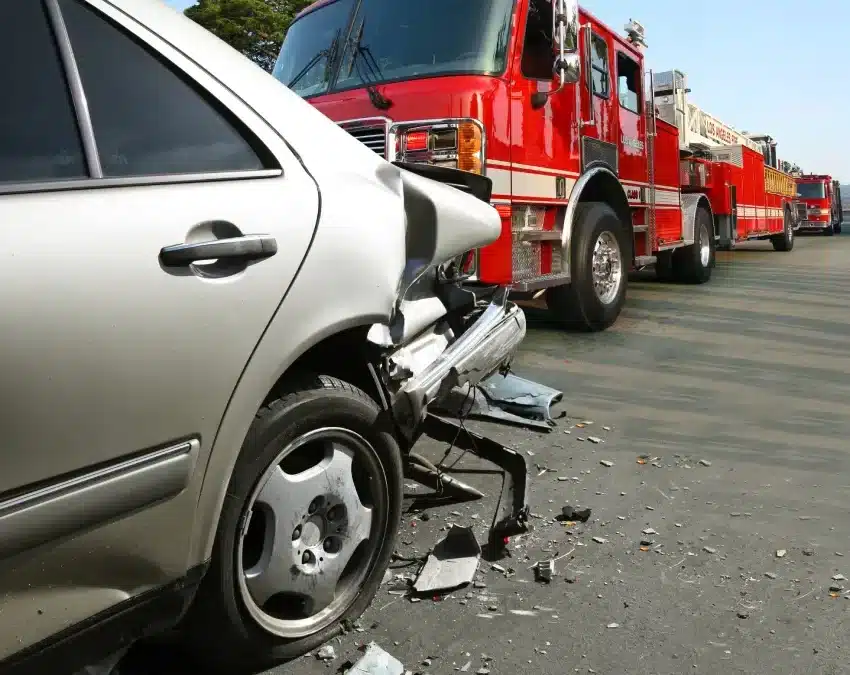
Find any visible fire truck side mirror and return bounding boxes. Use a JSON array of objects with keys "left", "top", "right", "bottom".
[
  {"left": 533, "top": 0, "right": 579, "bottom": 108},
  {"left": 555, "top": 0, "right": 579, "bottom": 84}
]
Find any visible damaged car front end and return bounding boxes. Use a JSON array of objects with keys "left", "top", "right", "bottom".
[{"left": 365, "top": 162, "right": 532, "bottom": 553}]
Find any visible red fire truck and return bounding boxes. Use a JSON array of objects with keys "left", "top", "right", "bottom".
[
  {"left": 274, "top": 0, "right": 796, "bottom": 331},
  {"left": 795, "top": 175, "right": 843, "bottom": 235}
]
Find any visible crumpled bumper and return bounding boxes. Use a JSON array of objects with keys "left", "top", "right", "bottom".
[{"left": 396, "top": 287, "right": 526, "bottom": 425}]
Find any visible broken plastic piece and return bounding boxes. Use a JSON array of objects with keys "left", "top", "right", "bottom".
[
  {"left": 348, "top": 643, "right": 405, "bottom": 675},
  {"left": 413, "top": 526, "right": 481, "bottom": 593},
  {"left": 433, "top": 372, "right": 563, "bottom": 431},
  {"left": 422, "top": 414, "right": 531, "bottom": 556},
  {"left": 534, "top": 559, "right": 554, "bottom": 583},
  {"left": 557, "top": 505, "right": 591, "bottom": 523}
]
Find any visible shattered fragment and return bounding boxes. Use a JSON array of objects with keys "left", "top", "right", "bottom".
[
  {"left": 765, "top": 572, "right": 777, "bottom": 579},
  {"left": 698, "top": 459, "right": 712, "bottom": 467},
  {"left": 776, "top": 549, "right": 787, "bottom": 559},
  {"left": 413, "top": 526, "right": 481, "bottom": 594},
  {"left": 592, "top": 536, "right": 607, "bottom": 544},
  {"left": 736, "top": 610, "right": 749, "bottom": 619},
  {"left": 832, "top": 573, "right": 847, "bottom": 581},
  {"left": 347, "top": 643, "right": 405, "bottom": 675},
  {"left": 316, "top": 645, "right": 336, "bottom": 660},
  {"left": 606, "top": 622, "right": 619, "bottom": 629},
  {"left": 703, "top": 546, "right": 717, "bottom": 555},
  {"left": 558, "top": 505, "right": 592, "bottom": 523},
  {"left": 803, "top": 548, "right": 814, "bottom": 557},
  {"left": 599, "top": 459, "right": 613, "bottom": 467},
  {"left": 642, "top": 527, "right": 657, "bottom": 535},
  {"left": 534, "top": 560, "right": 555, "bottom": 583},
  {"left": 588, "top": 437, "right": 603, "bottom": 444}
]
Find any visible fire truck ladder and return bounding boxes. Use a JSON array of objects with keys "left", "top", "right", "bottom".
[{"left": 643, "top": 69, "right": 658, "bottom": 260}]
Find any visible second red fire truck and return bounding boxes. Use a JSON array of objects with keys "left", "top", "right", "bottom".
[
  {"left": 795, "top": 175, "right": 843, "bottom": 236},
  {"left": 275, "top": 0, "right": 799, "bottom": 331}
]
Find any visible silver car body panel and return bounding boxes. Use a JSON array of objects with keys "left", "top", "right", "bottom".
[{"left": 0, "top": 0, "right": 411, "bottom": 656}]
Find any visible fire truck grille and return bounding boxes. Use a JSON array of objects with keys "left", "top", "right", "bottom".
[
  {"left": 511, "top": 238, "right": 541, "bottom": 280},
  {"left": 795, "top": 202, "right": 808, "bottom": 221},
  {"left": 338, "top": 120, "right": 388, "bottom": 158},
  {"left": 581, "top": 137, "right": 618, "bottom": 174}
]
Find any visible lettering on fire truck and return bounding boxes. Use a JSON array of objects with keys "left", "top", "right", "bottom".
[
  {"left": 764, "top": 167, "right": 795, "bottom": 197},
  {"left": 621, "top": 134, "right": 645, "bottom": 152},
  {"left": 625, "top": 186, "right": 641, "bottom": 203}
]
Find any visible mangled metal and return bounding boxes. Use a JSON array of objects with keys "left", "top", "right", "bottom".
[{"left": 413, "top": 526, "right": 481, "bottom": 594}]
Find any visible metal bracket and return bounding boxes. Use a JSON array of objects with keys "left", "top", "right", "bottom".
[{"left": 421, "top": 414, "right": 531, "bottom": 557}]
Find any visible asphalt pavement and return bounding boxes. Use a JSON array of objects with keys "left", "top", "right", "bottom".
[{"left": 127, "top": 230, "right": 850, "bottom": 675}]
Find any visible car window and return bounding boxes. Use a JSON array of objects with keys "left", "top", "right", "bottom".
[
  {"left": 59, "top": 0, "right": 266, "bottom": 178},
  {"left": 0, "top": 0, "right": 87, "bottom": 184}
]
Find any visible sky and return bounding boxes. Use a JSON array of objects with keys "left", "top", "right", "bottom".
[{"left": 165, "top": 0, "right": 847, "bottom": 181}]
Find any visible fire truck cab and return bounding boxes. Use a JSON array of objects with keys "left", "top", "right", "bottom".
[
  {"left": 275, "top": 0, "right": 716, "bottom": 331},
  {"left": 796, "top": 175, "right": 843, "bottom": 236}
]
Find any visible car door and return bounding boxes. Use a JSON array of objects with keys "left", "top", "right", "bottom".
[{"left": 0, "top": 0, "right": 319, "bottom": 656}]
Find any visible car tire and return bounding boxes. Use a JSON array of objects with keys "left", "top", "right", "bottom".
[
  {"left": 181, "top": 375, "right": 403, "bottom": 673},
  {"left": 672, "top": 206, "right": 714, "bottom": 283},
  {"left": 771, "top": 209, "right": 795, "bottom": 251},
  {"left": 545, "top": 201, "right": 630, "bottom": 332}
]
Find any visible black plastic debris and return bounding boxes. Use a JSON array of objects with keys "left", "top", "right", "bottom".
[
  {"left": 534, "top": 559, "right": 554, "bottom": 583},
  {"left": 413, "top": 526, "right": 481, "bottom": 594},
  {"left": 557, "top": 505, "right": 592, "bottom": 523}
]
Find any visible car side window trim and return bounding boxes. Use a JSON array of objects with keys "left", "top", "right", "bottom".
[
  {"left": 44, "top": 0, "right": 102, "bottom": 178},
  {"left": 0, "top": 168, "right": 284, "bottom": 197},
  {"left": 0, "top": 0, "right": 282, "bottom": 194}
]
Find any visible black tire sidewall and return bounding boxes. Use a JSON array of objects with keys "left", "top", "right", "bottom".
[
  {"left": 570, "top": 203, "right": 630, "bottom": 329},
  {"left": 186, "top": 382, "right": 403, "bottom": 668}
]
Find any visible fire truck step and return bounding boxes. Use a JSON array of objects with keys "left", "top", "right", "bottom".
[{"left": 635, "top": 255, "right": 657, "bottom": 267}]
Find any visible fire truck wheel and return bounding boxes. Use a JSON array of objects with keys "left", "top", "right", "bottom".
[
  {"left": 672, "top": 206, "right": 714, "bottom": 284},
  {"left": 824, "top": 225, "right": 835, "bottom": 237},
  {"left": 836, "top": 223, "right": 843, "bottom": 234},
  {"left": 771, "top": 209, "right": 795, "bottom": 251},
  {"left": 545, "top": 201, "right": 629, "bottom": 332}
]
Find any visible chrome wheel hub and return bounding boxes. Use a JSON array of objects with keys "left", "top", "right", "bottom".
[
  {"left": 237, "top": 427, "right": 384, "bottom": 639},
  {"left": 699, "top": 224, "right": 711, "bottom": 267},
  {"left": 591, "top": 231, "right": 623, "bottom": 305}
]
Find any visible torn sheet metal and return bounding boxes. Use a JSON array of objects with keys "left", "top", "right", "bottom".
[
  {"left": 348, "top": 642, "right": 405, "bottom": 675},
  {"left": 413, "top": 526, "right": 481, "bottom": 594},
  {"left": 433, "top": 372, "right": 563, "bottom": 431}
]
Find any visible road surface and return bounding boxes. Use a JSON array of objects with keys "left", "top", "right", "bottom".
[{"left": 126, "top": 231, "right": 850, "bottom": 675}]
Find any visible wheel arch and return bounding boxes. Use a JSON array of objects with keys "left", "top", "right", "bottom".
[
  {"left": 188, "top": 312, "right": 391, "bottom": 568},
  {"left": 680, "top": 192, "right": 713, "bottom": 246},
  {"left": 561, "top": 167, "right": 632, "bottom": 280}
]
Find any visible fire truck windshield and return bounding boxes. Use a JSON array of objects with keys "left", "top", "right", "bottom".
[
  {"left": 797, "top": 182, "right": 827, "bottom": 199},
  {"left": 273, "top": 0, "right": 515, "bottom": 98}
]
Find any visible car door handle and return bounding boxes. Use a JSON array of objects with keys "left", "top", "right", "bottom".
[{"left": 159, "top": 234, "right": 278, "bottom": 267}]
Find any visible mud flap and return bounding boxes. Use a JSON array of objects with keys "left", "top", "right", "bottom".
[
  {"left": 421, "top": 414, "right": 531, "bottom": 558},
  {"left": 432, "top": 372, "right": 563, "bottom": 431}
]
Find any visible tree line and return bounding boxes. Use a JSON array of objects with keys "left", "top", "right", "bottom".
[{"left": 184, "top": 0, "right": 314, "bottom": 72}]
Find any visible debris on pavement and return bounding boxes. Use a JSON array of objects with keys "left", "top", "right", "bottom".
[
  {"left": 698, "top": 459, "right": 712, "bottom": 467},
  {"left": 832, "top": 573, "right": 847, "bottom": 581},
  {"left": 557, "top": 505, "right": 592, "bottom": 522},
  {"left": 599, "top": 459, "right": 613, "bottom": 467},
  {"left": 703, "top": 546, "right": 717, "bottom": 554},
  {"left": 592, "top": 536, "right": 607, "bottom": 544},
  {"left": 347, "top": 643, "right": 405, "bottom": 675},
  {"left": 316, "top": 645, "right": 336, "bottom": 661},
  {"left": 776, "top": 549, "right": 787, "bottom": 558},
  {"left": 413, "top": 526, "right": 481, "bottom": 594},
  {"left": 607, "top": 622, "right": 620, "bottom": 629},
  {"left": 534, "top": 559, "right": 555, "bottom": 583},
  {"left": 588, "top": 436, "right": 604, "bottom": 444}
]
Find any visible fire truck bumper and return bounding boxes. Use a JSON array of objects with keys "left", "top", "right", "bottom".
[{"left": 798, "top": 220, "right": 832, "bottom": 231}]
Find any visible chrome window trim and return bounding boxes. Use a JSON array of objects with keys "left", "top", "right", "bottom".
[
  {"left": 0, "top": 168, "right": 283, "bottom": 196},
  {"left": 44, "top": 0, "right": 104, "bottom": 178}
]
